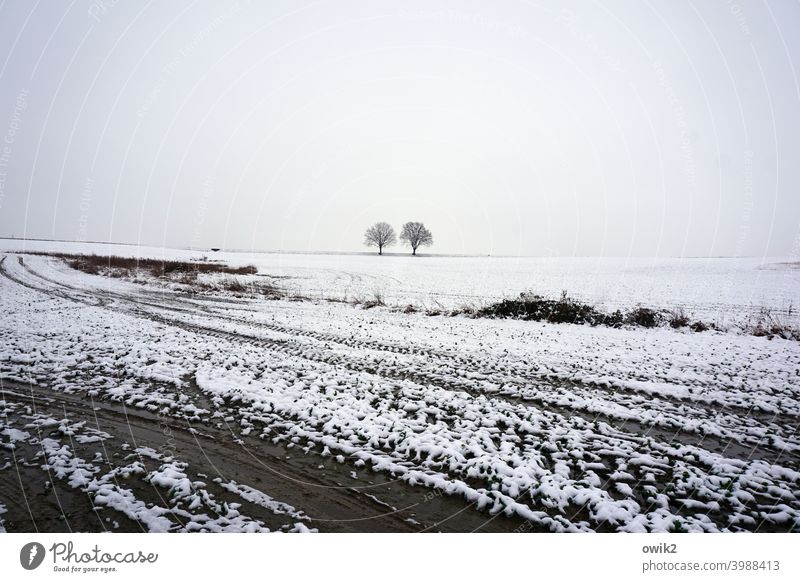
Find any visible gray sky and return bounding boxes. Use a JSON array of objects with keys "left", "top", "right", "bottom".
[{"left": 0, "top": 0, "right": 799, "bottom": 257}]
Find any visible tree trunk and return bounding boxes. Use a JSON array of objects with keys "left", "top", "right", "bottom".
[
  {"left": 379, "top": 245, "right": 383, "bottom": 255},
  {"left": 412, "top": 247, "right": 416, "bottom": 256}
]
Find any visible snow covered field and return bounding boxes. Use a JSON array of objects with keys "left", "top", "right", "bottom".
[
  {"left": 1, "top": 238, "right": 798, "bottom": 327},
  {"left": 1, "top": 244, "right": 799, "bottom": 532}
]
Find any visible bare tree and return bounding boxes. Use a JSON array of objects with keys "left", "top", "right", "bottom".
[
  {"left": 363, "top": 222, "right": 397, "bottom": 255},
  {"left": 400, "top": 221, "right": 433, "bottom": 255}
]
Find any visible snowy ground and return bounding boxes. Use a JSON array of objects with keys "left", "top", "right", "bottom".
[
  {"left": 2, "top": 238, "right": 798, "bottom": 327},
  {"left": 1, "top": 246, "right": 799, "bottom": 532}
]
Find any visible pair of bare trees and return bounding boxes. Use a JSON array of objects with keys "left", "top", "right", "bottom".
[{"left": 364, "top": 221, "right": 433, "bottom": 255}]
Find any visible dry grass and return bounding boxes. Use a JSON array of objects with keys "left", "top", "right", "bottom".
[
  {"left": 357, "top": 290, "right": 386, "bottom": 309},
  {"left": 748, "top": 306, "right": 800, "bottom": 341},
  {"left": 668, "top": 308, "right": 691, "bottom": 328},
  {"left": 192, "top": 277, "right": 283, "bottom": 298},
  {"left": 39, "top": 252, "right": 257, "bottom": 278}
]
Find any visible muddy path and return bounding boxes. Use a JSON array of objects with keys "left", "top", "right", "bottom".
[{"left": 0, "top": 379, "right": 536, "bottom": 533}]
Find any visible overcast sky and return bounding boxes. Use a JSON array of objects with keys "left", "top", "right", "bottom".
[{"left": 0, "top": 0, "right": 798, "bottom": 257}]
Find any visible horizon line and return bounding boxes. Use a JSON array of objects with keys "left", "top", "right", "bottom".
[{"left": 0, "top": 235, "right": 784, "bottom": 260}]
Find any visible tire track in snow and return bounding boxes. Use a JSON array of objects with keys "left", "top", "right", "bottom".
[
  {"left": 4, "top": 254, "right": 800, "bottom": 532},
  {"left": 5, "top": 254, "right": 797, "bottom": 463}
]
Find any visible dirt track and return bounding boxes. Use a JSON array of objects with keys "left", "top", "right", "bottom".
[{"left": 1, "top": 374, "right": 544, "bottom": 532}]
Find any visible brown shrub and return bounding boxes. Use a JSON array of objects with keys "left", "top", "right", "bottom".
[{"left": 39, "top": 252, "right": 257, "bottom": 278}]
